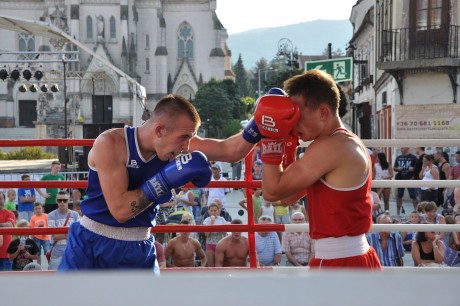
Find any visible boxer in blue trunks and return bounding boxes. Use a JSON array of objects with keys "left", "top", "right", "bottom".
[{"left": 58, "top": 93, "right": 281, "bottom": 271}]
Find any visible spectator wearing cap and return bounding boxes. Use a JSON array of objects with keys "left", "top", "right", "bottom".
[
  {"left": 206, "top": 163, "right": 230, "bottom": 209},
  {"left": 256, "top": 215, "right": 282, "bottom": 266}
]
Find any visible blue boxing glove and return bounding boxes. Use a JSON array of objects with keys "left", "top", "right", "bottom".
[
  {"left": 242, "top": 88, "right": 288, "bottom": 144},
  {"left": 267, "top": 87, "right": 287, "bottom": 95},
  {"left": 242, "top": 117, "right": 262, "bottom": 143},
  {"left": 141, "top": 151, "right": 212, "bottom": 203}
]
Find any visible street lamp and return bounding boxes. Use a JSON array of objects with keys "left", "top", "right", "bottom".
[
  {"left": 257, "top": 68, "right": 278, "bottom": 97},
  {"left": 346, "top": 44, "right": 368, "bottom": 65}
]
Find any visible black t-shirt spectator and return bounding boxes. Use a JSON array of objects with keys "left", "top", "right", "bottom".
[
  {"left": 7, "top": 238, "right": 39, "bottom": 271},
  {"left": 394, "top": 153, "right": 417, "bottom": 180}
]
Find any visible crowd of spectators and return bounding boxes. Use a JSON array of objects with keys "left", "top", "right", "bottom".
[{"left": 1, "top": 150, "right": 460, "bottom": 270}]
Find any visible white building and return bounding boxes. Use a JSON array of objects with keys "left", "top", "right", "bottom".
[
  {"left": 349, "top": 0, "right": 460, "bottom": 161},
  {"left": 0, "top": 0, "right": 233, "bottom": 142}
]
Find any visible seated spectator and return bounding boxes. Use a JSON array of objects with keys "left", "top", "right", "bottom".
[
  {"left": 202, "top": 198, "right": 232, "bottom": 223},
  {"left": 290, "top": 200, "right": 307, "bottom": 221},
  {"left": 420, "top": 201, "right": 446, "bottom": 239},
  {"left": 6, "top": 219, "right": 39, "bottom": 271},
  {"left": 370, "top": 190, "right": 383, "bottom": 222},
  {"left": 256, "top": 215, "right": 282, "bottom": 266},
  {"left": 453, "top": 187, "right": 460, "bottom": 215},
  {"left": 366, "top": 214, "right": 405, "bottom": 267},
  {"left": 442, "top": 215, "right": 459, "bottom": 267},
  {"left": 400, "top": 211, "right": 421, "bottom": 252},
  {"left": 154, "top": 191, "right": 177, "bottom": 245},
  {"left": 0, "top": 191, "right": 16, "bottom": 271},
  {"left": 215, "top": 219, "right": 249, "bottom": 267},
  {"left": 411, "top": 224, "right": 445, "bottom": 267},
  {"left": 154, "top": 241, "right": 166, "bottom": 269},
  {"left": 202, "top": 202, "right": 227, "bottom": 267},
  {"left": 180, "top": 212, "right": 198, "bottom": 241},
  {"left": 452, "top": 214, "right": 460, "bottom": 256},
  {"left": 282, "top": 212, "right": 314, "bottom": 266},
  {"left": 416, "top": 201, "right": 428, "bottom": 215},
  {"left": 257, "top": 199, "right": 275, "bottom": 224},
  {"left": 165, "top": 220, "right": 207, "bottom": 267}
]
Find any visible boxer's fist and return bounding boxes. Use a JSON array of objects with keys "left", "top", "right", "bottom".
[
  {"left": 282, "top": 131, "right": 299, "bottom": 170},
  {"left": 260, "top": 138, "right": 285, "bottom": 165},
  {"left": 141, "top": 151, "right": 212, "bottom": 203},
  {"left": 254, "top": 95, "right": 300, "bottom": 139}
]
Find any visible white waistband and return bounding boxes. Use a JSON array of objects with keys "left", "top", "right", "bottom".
[
  {"left": 314, "top": 234, "right": 370, "bottom": 260},
  {"left": 80, "top": 216, "right": 151, "bottom": 241}
]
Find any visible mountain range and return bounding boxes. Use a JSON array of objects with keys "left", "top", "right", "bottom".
[{"left": 226, "top": 19, "right": 353, "bottom": 69}]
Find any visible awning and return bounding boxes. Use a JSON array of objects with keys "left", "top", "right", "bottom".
[{"left": 0, "top": 13, "right": 146, "bottom": 100}]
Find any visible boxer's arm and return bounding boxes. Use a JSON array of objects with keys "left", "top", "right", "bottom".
[
  {"left": 189, "top": 133, "right": 255, "bottom": 163},
  {"left": 90, "top": 131, "right": 144, "bottom": 223},
  {"left": 261, "top": 139, "right": 340, "bottom": 202}
]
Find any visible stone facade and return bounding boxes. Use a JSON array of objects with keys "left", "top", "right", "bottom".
[{"left": 0, "top": 0, "right": 233, "bottom": 139}]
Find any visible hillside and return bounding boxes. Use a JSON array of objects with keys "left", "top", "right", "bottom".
[{"left": 227, "top": 19, "right": 353, "bottom": 69}]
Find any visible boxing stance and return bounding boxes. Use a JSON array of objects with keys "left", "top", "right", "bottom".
[
  {"left": 257, "top": 70, "right": 382, "bottom": 269},
  {"left": 59, "top": 93, "right": 297, "bottom": 270}
]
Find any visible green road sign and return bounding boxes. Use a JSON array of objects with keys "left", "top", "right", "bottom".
[{"left": 305, "top": 57, "right": 353, "bottom": 82}]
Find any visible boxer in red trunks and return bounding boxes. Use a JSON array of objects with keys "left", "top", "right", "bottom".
[{"left": 257, "top": 69, "right": 382, "bottom": 269}]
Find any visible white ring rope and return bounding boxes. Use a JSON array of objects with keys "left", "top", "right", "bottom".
[
  {"left": 372, "top": 180, "right": 460, "bottom": 188},
  {"left": 300, "top": 138, "right": 460, "bottom": 148},
  {"left": 284, "top": 224, "right": 460, "bottom": 233}
]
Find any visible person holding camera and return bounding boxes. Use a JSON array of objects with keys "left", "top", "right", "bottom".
[{"left": 7, "top": 219, "right": 39, "bottom": 271}]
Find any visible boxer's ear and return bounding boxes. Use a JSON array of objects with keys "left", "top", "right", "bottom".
[{"left": 154, "top": 123, "right": 166, "bottom": 137}]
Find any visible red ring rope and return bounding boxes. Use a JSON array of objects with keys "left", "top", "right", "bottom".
[{"left": 0, "top": 138, "right": 261, "bottom": 267}]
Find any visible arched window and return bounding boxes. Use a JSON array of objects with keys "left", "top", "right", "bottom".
[
  {"left": 146, "top": 58, "right": 150, "bottom": 72},
  {"left": 177, "top": 23, "right": 193, "bottom": 59},
  {"left": 87, "top": 16, "right": 93, "bottom": 40},
  {"left": 110, "top": 16, "right": 116, "bottom": 40},
  {"left": 18, "top": 33, "right": 35, "bottom": 52},
  {"left": 146, "top": 34, "right": 150, "bottom": 49}
]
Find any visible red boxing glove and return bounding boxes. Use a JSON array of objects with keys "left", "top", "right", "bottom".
[
  {"left": 260, "top": 138, "right": 285, "bottom": 165},
  {"left": 254, "top": 95, "right": 300, "bottom": 139},
  {"left": 282, "top": 131, "right": 299, "bottom": 170}
]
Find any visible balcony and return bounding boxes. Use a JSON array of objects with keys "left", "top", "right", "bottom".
[{"left": 377, "top": 25, "right": 460, "bottom": 71}]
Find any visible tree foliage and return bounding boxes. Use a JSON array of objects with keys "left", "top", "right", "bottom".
[
  {"left": 0, "top": 147, "right": 57, "bottom": 160},
  {"left": 233, "top": 54, "right": 254, "bottom": 97}
]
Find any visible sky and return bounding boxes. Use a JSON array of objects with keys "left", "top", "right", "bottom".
[{"left": 216, "top": 0, "right": 358, "bottom": 34}]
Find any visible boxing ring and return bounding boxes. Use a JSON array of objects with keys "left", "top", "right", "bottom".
[{"left": 0, "top": 138, "right": 459, "bottom": 306}]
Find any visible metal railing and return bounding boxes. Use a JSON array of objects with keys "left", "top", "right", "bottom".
[{"left": 379, "top": 25, "right": 460, "bottom": 62}]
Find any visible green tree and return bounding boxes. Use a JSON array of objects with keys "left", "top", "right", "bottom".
[
  {"left": 233, "top": 54, "right": 254, "bottom": 98},
  {"left": 250, "top": 57, "right": 302, "bottom": 96},
  {"left": 194, "top": 81, "right": 232, "bottom": 138}
]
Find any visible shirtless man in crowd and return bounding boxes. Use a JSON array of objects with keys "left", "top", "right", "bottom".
[
  {"left": 215, "top": 219, "right": 249, "bottom": 267},
  {"left": 165, "top": 220, "right": 207, "bottom": 267}
]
